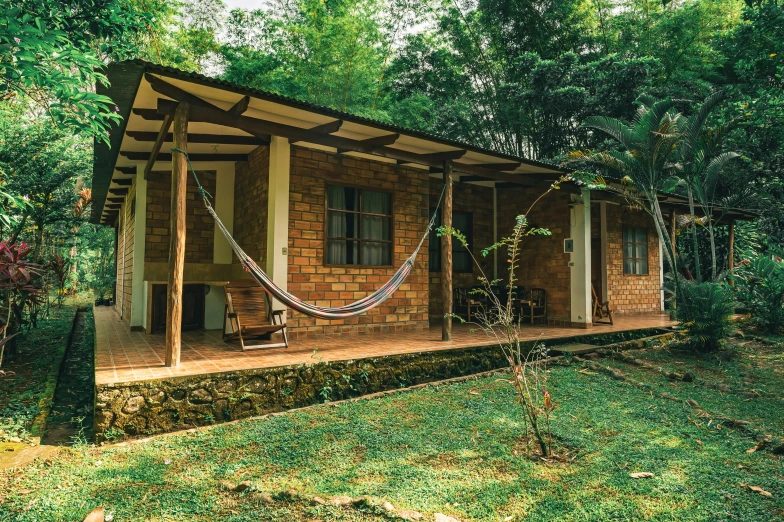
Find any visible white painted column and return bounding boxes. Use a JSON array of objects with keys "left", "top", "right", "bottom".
[
  {"left": 266, "top": 136, "right": 291, "bottom": 317},
  {"left": 213, "top": 163, "right": 236, "bottom": 264},
  {"left": 130, "top": 165, "right": 147, "bottom": 328},
  {"left": 570, "top": 189, "right": 592, "bottom": 326}
]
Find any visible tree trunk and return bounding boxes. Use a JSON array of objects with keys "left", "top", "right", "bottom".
[{"left": 686, "top": 185, "right": 701, "bottom": 282}]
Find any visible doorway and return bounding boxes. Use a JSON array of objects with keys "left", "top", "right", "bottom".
[{"left": 151, "top": 284, "right": 206, "bottom": 334}]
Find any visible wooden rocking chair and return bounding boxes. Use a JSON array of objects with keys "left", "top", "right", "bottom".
[
  {"left": 223, "top": 281, "right": 289, "bottom": 350},
  {"left": 591, "top": 284, "right": 613, "bottom": 325}
]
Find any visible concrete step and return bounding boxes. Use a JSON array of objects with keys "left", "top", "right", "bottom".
[{"left": 551, "top": 343, "right": 599, "bottom": 355}]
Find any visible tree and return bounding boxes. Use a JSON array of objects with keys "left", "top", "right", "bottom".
[{"left": 572, "top": 97, "right": 683, "bottom": 297}]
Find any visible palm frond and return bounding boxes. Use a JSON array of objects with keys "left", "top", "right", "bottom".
[{"left": 582, "top": 116, "right": 637, "bottom": 150}]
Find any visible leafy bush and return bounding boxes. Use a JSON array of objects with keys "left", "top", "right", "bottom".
[
  {"left": 675, "top": 280, "right": 739, "bottom": 352},
  {"left": 735, "top": 253, "right": 784, "bottom": 334}
]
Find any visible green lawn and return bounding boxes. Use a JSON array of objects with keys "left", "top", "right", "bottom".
[{"left": 1, "top": 336, "right": 782, "bottom": 521}]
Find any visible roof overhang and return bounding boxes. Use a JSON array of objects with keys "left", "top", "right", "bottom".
[{"left": 92, "top": 61, "right": 569, "bottom": 224}]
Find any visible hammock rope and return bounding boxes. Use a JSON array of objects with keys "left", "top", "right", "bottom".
[{"left": 171, "top": 147, "right": 449, "bottom": 319}]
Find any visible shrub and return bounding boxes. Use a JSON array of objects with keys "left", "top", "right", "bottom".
[
  {"left": 675, "top": 280, "right": 738, "bottom": 352},
  {"left": 735, "top": 254, "right": 784, "bottom": 335}
]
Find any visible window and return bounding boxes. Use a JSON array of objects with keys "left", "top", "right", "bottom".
[
  {"left": 326, "top": 185, "right": 392, "bottom": 266},
  {"left": 623, "top": 227, "right": 648, "bottom": 275},
  {"left": 428, "top": 210, "right": 473, "bottom": 273}
]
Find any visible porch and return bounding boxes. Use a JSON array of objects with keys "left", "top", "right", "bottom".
[{"left": 95, "top": 305, "right": 674, "bottom": 386}]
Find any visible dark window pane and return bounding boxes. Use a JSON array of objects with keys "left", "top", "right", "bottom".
[
  {"left": 327, "top": 186, "right": 357, "bottom": 211},
  {"left": 454, "top": 251, "right": 471, "bottom": 272},
  {"left": 362, "top": 242, "right": 391, "bottom": 265},
  {"left": 327, "top": 240, "right": 359, "bottom": 265},
  {"left": 361, "top": 216, "right": 391, "bottom": 240},
  {"left": 327, "top": 211, "right": 358, "bottom": 238},
  {"left": 624, "top": 259, "right": 635, "bottom": 274},
  {"left": 637, "top": 259, "right": 649, "bottom": 274},
  {"left": 361, "top": 191, "right": 391, "bottom": 214},
  {"left": 635, "top": 227, "right": 647, "bottom": 243}
]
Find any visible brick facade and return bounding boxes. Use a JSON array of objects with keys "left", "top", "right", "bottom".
[
  {"left": 234, "top": 146, "right": 269, "bottom": 265},
  {"left": 428, "top": 181, "right": 494, "bottom": 320},
  {"left": 115, "top": 179, "right": 136, "bottom": 322},
  {"left": 232, "top": 145, "right": 431, "bottom": 337},
  {"left": 605, "top": 204, "right": 661, "bottom": 314},
  {"left": 144, "top": 170, "right": 216, "bottom": 264},
  {"left": 497, "top": 187, "right": 573, "bottom": 323}
]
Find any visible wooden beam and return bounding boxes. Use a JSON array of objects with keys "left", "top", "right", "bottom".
[
  {"left": 360, "top": 133, "right": 399, "bottom": 149},
  {"left": 669, "top": 212, "right": 677, "bottom": 262},
  {"left": 146, "top": 74, "right": 224, "bottom": 113},
  {"left": 423, "top": 150, "right": 466, "bottom": 162},
  {"left": 441, "top": 160, "right": 453, "bottom": 342},
  {"left": 121, "top": 152, "right": 248, "bottom": 162},
  {"left": 112, "top": 178, "right": 133, "bottom": 186},
  {"left": 126, "top": 131, "right": 268, "bottom": 145},
  {"left": 105, "top": 204, "right": 121, "bottom": 209},
  {"left": 152, "top": 100, "right": 567, "bottom": 187},
  {"left": 144, "top": 111, "right": 175, "bottom": 179},
  {"left": 165, "top": 102, "right": 189, "bottom": 368},
  {"left": 115, "top": 166, "right": 137, "bottom": 175},
  {"left": 308, "top": 119, "right": 343, "bottom": 134},
  {"left": 109, "top": 188, "right": 129, "bottom": 196},
  {"left": 107, "top": 197, "right": 125, "bottom": 203},
  {"left": 470, "top": 162, "right": 521, "bottom": 171},
  {"left": 132, "top": 108, "right": 165, "bottom": 120},
  {"left": 228, "top": 95, "right": 250, "bottom": 116}
]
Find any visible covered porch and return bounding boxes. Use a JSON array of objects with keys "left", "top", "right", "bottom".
[{"left": 95, "top": 305, "right": 673, "bottom": 386}]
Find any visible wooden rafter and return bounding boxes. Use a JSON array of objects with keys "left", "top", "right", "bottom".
[
  {"left": 126, "top": 131, "right": 268, "bottom": 145},
  {"left": 115, "top": 166, "right": 137, "bottom": 175},
  {"left": 308, "top": 119, "right": 343, "bottom": 134},
  {"left": 144, "top": 112, "right": 174, "bottom": 179},
  {"left": 109, "top": 188, "right": 129, "bottom": 196},
  {"left": 112, "top": 178, "right": 133, "bottom": 186},
  {"left": 121, "top": 152, "right": 249, "bottom": 162},
  {"left": 228, "top": 95, "right": 250, "bottom": 116}
]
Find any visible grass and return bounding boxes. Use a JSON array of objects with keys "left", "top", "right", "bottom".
[
  {"left": 0, "top": 334, "right": 782, "bottom": 521},
  {"left": 0, "top": 296, "right": 87, "bottom": 443}
]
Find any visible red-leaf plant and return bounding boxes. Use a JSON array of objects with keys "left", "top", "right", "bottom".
[{"left": 0, "top": 242, "right": 42, "bottom": 368}]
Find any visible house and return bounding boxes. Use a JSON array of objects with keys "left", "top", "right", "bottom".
[{"left": 92, "top": 61, "right": 740, "bottom": 369}]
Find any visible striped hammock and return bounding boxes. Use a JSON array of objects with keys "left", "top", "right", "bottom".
[{"left": 176, "top": 148, "right": 446, "bottom": 320}]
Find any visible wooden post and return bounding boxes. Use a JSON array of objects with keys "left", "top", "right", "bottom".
[
  {"left": 728, "top": 219, "right": 735, "bottom": 284},
  {"left": 165, "top": 102, "right": 188, "bottom": 367},
  {"left": 669, "top": 211, "right": 677, "bottom": 262},
  {"left": 441, "top": 160, "right": 453, "bottom": 341}
]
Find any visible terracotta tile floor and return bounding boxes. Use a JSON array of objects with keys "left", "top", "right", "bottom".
[{"left": 94, "top": 307, "right": 674, "bottom": 385}]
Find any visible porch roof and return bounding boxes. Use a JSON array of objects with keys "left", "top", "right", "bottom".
[{"left": 91, "top": 60, "right": 570, "bottom": 224}]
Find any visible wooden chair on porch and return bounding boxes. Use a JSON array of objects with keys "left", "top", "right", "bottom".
[
  {"left": 592, "top": 284, "right": 613, "bottom": 325},
  {"left": 520, "top": 288, "right": 547, "bottom": 324},
  {"left": 223, "top": 281, "right": 289, "bottom": 350}
]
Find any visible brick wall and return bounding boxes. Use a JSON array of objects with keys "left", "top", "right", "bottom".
[
  {"left": 497, "top": 187, "right": 573, "bottom": 323},
  {"left": 234, "top": 146, "right": 269, "bottom": 265},
  {"left": 115, "top": 180, "right": 136, "bottom": 322},
  {"left": 285, "top": 146, "right": 430, "bottom": 336},
  {"left": 428, "top": 181, "right": 494, "bottom": 320},
  {"left": 144, "top": 170, "right": 216, "bottom": 264},
  {"left": 606, "top": 205, "right": 662, "bottom": 314}
]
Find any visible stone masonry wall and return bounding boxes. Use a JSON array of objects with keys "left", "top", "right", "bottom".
[
  {"left": 497, "top": 187, "right": 573, "bottom": 324},
  {"left": 428, "top": 181, "right": 495, "bottom": 321},
  {"left": 94, "top": 343, "right": 510, "bottom": 441},
  {"left": 144, "top": 170, "right": 217, "bottom": 264},
  {"left": 606, "top": 204, "right": 662, "bottom": 314}
]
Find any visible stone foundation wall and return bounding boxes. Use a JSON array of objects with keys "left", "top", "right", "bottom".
[{"left": 94, "top": 343, "right": 512, "bottom": 441}]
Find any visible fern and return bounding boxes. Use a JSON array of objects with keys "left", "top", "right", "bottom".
[
  {"left": 675, "top": 280, "right": 739, "bottom": 352},
  {"left": 735, "top": 253, "right": 784, "bottom": 334}
]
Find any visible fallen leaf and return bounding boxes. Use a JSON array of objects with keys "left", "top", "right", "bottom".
[
  {"left": 18, "top": 489, "right": 32, "bottom": 495},
  {"left": 629, "top": 472, "right": 654, "bottom": 479},
  {"left": 747, "top": 444, "right": 762, "bottom": 453},
  {"left": 740, "top": 483, "right": 773, "bottom": 497},
  {"left": 83, "top": 507, "right": 104, "bottom": 522},
  {"left": 738, "top": 464, "right": 750, "bottom": 470},
  {"left": 469, "top": 390, "right": 480, "bottom": 395},
  {"left": 578, "top": 369, "right": 597, "bottom": 375}
]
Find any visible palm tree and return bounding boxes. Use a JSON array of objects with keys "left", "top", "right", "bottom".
[
  {"left": 676, "top": 91, "right": 737, "bottom": 282},
  {"left": 571, "top": 96, "right": 683, "bottom": 299}
]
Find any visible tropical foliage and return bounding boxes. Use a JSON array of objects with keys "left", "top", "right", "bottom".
[
  {"left": 735, "top": 252, "right": 784, "bottom": 334},
  {"left": 675, "top": 280, "right": 739, "bottom": 352}
]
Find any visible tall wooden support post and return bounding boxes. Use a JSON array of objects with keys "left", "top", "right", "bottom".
[
  {"left": 728, "top": 219, "right": 735, "bottom": 285},
  {"left": 441, "top": 160, "right": 453, "bottom": 341},
  {"left": 669, "top": 212, "right": 677, "bottom": 263},
  {"left": 165, "top": 103, "right": 188, "bottom": 367}
]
